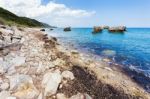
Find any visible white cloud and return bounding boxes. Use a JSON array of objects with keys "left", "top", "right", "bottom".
[{"left": 0, "top": 0, "right": 95, "bottom": 26}]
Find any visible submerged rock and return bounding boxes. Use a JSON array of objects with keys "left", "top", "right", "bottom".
[
  {"left": 101, "top": 50, "right": 116, "bottom": 56},
  {"left": 9, "top": 74, "right": 38, "bottom": 98},
  {"left": 42, "top": 70, "right": 62, "bottom": 96}
]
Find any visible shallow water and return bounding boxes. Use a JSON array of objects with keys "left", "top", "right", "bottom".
[{"left": 47, "top": 28, "right": 150, "bottom": 92}]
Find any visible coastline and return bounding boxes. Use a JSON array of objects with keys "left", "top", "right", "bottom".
[{"left": 0, "top": 26, "right": 150, "bottom": 98}]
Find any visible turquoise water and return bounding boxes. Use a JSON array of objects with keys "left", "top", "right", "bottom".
[{"left": 47, "top": 28, "right": 150, "bottom": 92}]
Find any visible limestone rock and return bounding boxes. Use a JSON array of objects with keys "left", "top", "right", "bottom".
[
  {"left": 13, "top": 83, "right": 39, "bottom": 99},
  {"left": 42, "top": 70, "right": 62, "bottom": 96},
  {"left": 11, "top": 56, "right": 26, "bottom": 66},
  {"left": 0, "top": 91, "right": 10, "bottom": 99},
  {"left": 8, "top": 74, "right": 33, "bottom": 91}
]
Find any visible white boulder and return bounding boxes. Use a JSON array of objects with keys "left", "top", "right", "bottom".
[
  {"left": 9, "top": 74, "right": 33, "bottom": 91},
  {"left": 0, "top": 91, "right": 10, "bottom": 99},
  {"left": 8, "top": 74, "right": 38, "bottom": 99},
  {"left": 42, "top": 69, "right": 62, "bottom": 96}
]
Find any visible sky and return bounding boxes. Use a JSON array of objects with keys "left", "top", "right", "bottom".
[{"left": 0, "top": 0, "right": 150, "bottom": 27}]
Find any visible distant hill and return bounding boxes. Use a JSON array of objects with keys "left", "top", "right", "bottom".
[{"left": 0, "top": 7, "right": 52, "bottom": 27}]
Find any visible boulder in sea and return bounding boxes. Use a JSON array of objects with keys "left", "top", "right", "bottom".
[
  {"left": 108, "top": 26, "right": 126, "bottom": 33},
  {"left": 92, "top": 26, "right": 103, "bottom": 33},
  {"left": 64, "top": 27, "right": 71, "bottom": 32},
  {"left": 103, "top": 26, "right": 109, "bottom": 29},
  {"left": 40, "top": 29, "right": 45, "bottom": 31}
]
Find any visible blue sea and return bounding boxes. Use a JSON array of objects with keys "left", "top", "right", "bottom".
[{"left": 47, "top": 28, "right": 150, "bottom": 92}]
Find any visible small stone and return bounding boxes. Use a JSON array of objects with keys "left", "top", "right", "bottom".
[
  {"left": 57, "top": 93, "right": 67, "bottom": 99},
  {"left": 62, "top": 71, "right": 74, "bottom": 80},
  {"left": 0, "top": 82, "right": 9, "bottom": 90}
]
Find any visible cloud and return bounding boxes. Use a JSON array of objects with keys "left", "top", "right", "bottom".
[{"left": 0, "top": 0, "right": 95, "bottom": 26}]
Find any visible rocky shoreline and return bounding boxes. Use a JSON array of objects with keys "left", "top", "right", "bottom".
[{"left": 0, "top": 25, "right": 150, "bottom": 99}]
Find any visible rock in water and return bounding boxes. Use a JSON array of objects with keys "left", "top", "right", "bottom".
[
  {"left": 92, "top": 26, "right": 103, "bottom": 33},
  {"left": 42, "top": 70, "right": 62, "bottom": 96},
  {"left": 108, "top": 26, "right": 126, "bottom": 33},
  {"left": 64, "top": 27, "right": 71, "bottom": 32}
]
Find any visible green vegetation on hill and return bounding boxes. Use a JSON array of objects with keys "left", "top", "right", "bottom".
[{"left": 0, "top": 7, "right": 50, "bottom": 27}]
